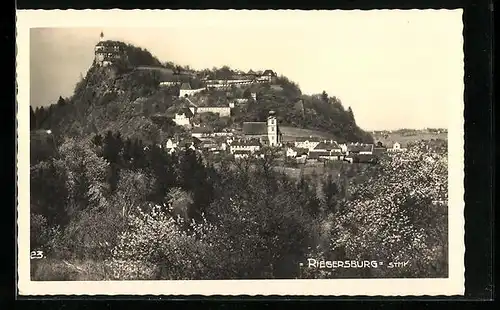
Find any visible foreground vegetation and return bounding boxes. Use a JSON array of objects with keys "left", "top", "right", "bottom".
[{"left": 30, "top": 133, "right": 448, "bottom": 280}]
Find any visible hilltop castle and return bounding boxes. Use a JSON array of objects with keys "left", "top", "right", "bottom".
[{"left": 94, "top": 32, "right": 127, "bottom": 67}]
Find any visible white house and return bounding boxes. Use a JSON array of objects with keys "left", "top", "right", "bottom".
[
  {"left": 230, "top": 139, "right": 261, "bottom": 154},
  {"left": 160, "top": 81, "right": 180, "bottom": 87},
  {"left": 286, "top": 147, "right": 297, "bottom": 158},
  {"left": 196, "top": 106, "right": 231, "bottom": 117},
  {"left": 234, "top": 98, "right": 248, "bottom": 104},
  {"left": 233, "top": 150, "right": 252, "bottom": 159},
  {"left": 191, "top": 126, "right": 213, "bottom": 139},
  {"left": 165, "top": 138, "right": 178, "bottom": 154},
  {"left": 172, "top": 112, "right": 191, "bottom": 127},
  {"left": 285, "top": 147, "right": 307, "bottom": 158},
  {"left": 294, "top": 137, "right": 321, "bottom": 150},
  {"left": 388, "top": 142, "right": 407, "bottom": 152},
  {"left": 346, "top": 143, "right": 374, "bottom": 155},
  {"left": 179, "top": 82, "right": 205, "bottom": 97}
]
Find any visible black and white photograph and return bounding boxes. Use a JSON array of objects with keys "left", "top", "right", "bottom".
[{"left": 17, "top": 9, "right": 464, "bottom": 295}]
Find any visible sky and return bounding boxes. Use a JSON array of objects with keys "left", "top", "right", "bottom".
[{"left": 29, "top": 10, "right": 464, "bottom": 130}]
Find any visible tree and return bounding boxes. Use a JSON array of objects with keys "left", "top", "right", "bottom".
[
  {"left": 322, "top": 174, "right": 339, "bottom": 213},
  {"left": 30, "top": 106, "right": 37, "bottom": 129},
  {"left": 327, "top": 141, "right": 448, "bottom": 278},
  {"left": 57, "top": 96, "right": 67, "bottom": 106}
]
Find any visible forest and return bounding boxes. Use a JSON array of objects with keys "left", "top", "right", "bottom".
[{"left": 30, "top": 132, "right": 448, "bottom": 280}]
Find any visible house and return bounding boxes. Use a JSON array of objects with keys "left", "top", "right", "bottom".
[
  {"left": 309, "top": 140, "right": 343, "bottom": 160},
  {"left": 313, "top": 140, "right": 341, "bottom": 152},
  {"left": 345, "top": 153, "right": 378, "bottom": 164},
  {"left": 159, "top": 81, "right": 180, "bottom": 87},
  {"left": 196, "top": 106, "right": 231, "bottom": 117},
  {"left": 294, "top": 137, "right": 322, "bottom": 150},
  {"left": 233, "top": 150, "right": 252, "bottom": 159},
  {"left": 257, "top": 69, "right": 277, "bottom": 83},
  {"left": 242, "top": 110, "right": 282, "bottom": 147},
  {"left": 229, "top": 139, "right": 262, "bottom": 154},
  {"left": 165, "top": 138, "right": 178, "bottom": 149},
  {"left": 286, "top": 147, "right": 308, "bottom": 158},
  {"left": 307, "top": 151, "right": 327, "bottom": 162},
  {"left": 387, "top": 142, "right": 407, "bottom": 152},
  {"left": 286, "top": 147, "right": 297, "bottom": 158},
  {"left": 251, "top": 93, "right": 257, "bottom": 101},
  {"left": 170, "top": 107, "right": 194, "bottom": 127},
  {"left": 177, "top": 136, "right": 202, "bottom": 150},
  {"left": 346, "top": 143, "right": 374, "bottom": 155},
  {"left": 234, "top": 98, "right": 249, "bottom": 104},
  {"left": 179, "top": 82, "right": 205, "bottom": 97},
  {"left": 199, "top": 138, "right": 219, "bottom": 152},
  {"left": 191, "top": 126, "right": 213, "bottom": 139}
]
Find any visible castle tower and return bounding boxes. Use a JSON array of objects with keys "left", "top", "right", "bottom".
[{"left": 267, "top": 110, "right": 278, "bottom": 147}]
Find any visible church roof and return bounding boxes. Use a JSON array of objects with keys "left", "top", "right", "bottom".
[
  {"left": 242, "top": 122, "right": 267, "bottom": 135},
  {"left": 180, "top": 82, "right": 192, "bottom": 90}
]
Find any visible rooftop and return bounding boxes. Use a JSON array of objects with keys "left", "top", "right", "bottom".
[
  {"left": 233, "top": 150, "right": 252, "bottom": 155},
  {"left": 293, "top": 147, "right": 309, "bottom": 155},
  {"left": 314, "top": 141, "right": 341, "bottom": 151},
  {"left": 231, "top": 139, "right": 262, "bottom": 147},
  {"left": 347, "top": 143, "right": 374, "bottom": 152},
  {"left": 242, "top": 122, "right": 267, "bottom": 135},
  {"left": 308, "top": 151, "right": 330, "bottom": 159},
  {"left": 262, "top": 69, "right": 277, "bottom": 76},
  {"left": 295, "top": 136, "right": 321, "bottom": 142}
]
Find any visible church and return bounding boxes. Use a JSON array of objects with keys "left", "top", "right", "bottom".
[{"left": 242, "top": 110, "right": 282, "bottom": 147}]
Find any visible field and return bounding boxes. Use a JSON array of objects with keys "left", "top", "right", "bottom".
[
  {"left": 373, "top": 131, "right": 447, "bottom": 147},
  {"left": 280, "top": 126, "right": 336, "bottom": 141}
]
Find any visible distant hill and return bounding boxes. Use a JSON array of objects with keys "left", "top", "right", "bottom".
[
  {"left": 373, "top": 131, "right": 447, "bottom": 148},
  {"left": 30, "top": 41, "right": 374, "bottom": 146}
]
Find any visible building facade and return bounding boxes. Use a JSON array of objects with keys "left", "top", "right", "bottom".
[
  {"left": 196, "top": 106, "right": 231, "bottom": 117},
  {"left": 94, "top": 32, "right": 126, "bottom": 67},
  {"left": 179, "top": 82, "right": 205, "bottom": 97}
]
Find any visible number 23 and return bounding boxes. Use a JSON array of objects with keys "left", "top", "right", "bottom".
[{"left": 30, "top": 251, "right": 44, "bottom": 259}]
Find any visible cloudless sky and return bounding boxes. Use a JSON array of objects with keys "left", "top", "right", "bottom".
[{"left": 29, "top": 10, "right": 463, "bottom": 130}]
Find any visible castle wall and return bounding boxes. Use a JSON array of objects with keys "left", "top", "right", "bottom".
[{"left": 196, "top": 107, "right": 231, "bottom": 117}]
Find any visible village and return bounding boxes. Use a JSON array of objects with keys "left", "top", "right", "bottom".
[
  {"left": 159, "top": 104, "right": 406, "bottom": 164},
  {"left": 92, "top": 32, "right": 408, "bottom": 164}
]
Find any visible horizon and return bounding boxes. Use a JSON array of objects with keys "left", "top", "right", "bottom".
[{"left": 29, "top": 10, "right": 463, "bottom": 131}]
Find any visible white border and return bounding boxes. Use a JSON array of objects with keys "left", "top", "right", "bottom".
[{"left": 16, "top": 9, "right": 465, "bottom": 296}]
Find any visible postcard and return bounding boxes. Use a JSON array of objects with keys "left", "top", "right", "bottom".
[{"left": 16, "top": 9, "right": 464, "bottom": 296}]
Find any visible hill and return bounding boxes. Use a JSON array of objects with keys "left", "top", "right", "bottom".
[
  {"left": 279, "top": 126, "right": 337, "bottom": 141},
  {"left": 373, "top": 130, "right": 447, "bottom": 148},
  {"left": 30, "top": 41, "right": 374, "bottom": 146}
]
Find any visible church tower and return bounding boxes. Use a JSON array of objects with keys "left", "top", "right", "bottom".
[
  {"left": 99, "top": 31, "right": 105, "bottom": 42},
  {"left": 267, "top": 110, "right": 278, "bottom": 147}
]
